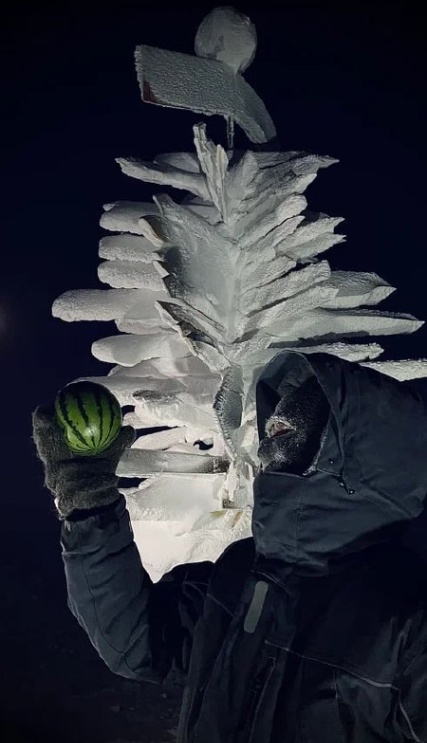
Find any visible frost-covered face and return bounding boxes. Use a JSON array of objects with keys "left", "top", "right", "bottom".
[{"left": 257, "top": 376, "right": 330, "bottom": 475}]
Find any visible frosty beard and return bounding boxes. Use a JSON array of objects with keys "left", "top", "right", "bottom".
[{"left": 257, "top": 376, "right": 330, "bottom": 475}]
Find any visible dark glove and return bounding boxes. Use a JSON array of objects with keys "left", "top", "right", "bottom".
[
  {"left": 32, "top": 403, "right": 135, "bottom": 520},
  {"left": 257, "top": 375, "right": 330, "bottom": 474}
]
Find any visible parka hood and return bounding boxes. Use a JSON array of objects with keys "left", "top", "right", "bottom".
[{"left": 252, "top": 351, "right": 427, "bottom": 578}]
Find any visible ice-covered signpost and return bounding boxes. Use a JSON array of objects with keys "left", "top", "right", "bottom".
[{"left": 53, "top": 7, "right": 427, "bottom": 582}]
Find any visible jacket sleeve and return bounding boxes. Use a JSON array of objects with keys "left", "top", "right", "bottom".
[
  {"left": 60, "top": 495, "right": 213, "bottom": 684},
  {"left": 396, "top": 642, "right": 427, "bottom": 742}
]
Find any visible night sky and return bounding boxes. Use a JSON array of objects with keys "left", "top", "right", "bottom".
[{"left": 1, "top": 2, "right": 426, "bottom": 741}]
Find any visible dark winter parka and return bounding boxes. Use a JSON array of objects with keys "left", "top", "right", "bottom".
[{"left": 61, "top": 351, "right": 427, "bottom": 742}]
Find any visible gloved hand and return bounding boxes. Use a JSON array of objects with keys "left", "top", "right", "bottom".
[
  {"left": 257, "top": 375, "right": 330, "bottom": 475},
  {"left": 32, "top": 403, "right": 135, "bottom": 520}
]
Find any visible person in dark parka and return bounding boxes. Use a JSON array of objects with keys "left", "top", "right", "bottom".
[{"left": 32, "top": 351, "right": 427, "bottom": 742}]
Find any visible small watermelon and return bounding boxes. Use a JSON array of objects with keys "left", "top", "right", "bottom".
[{"left": 54, "top": 381, "right": 123, "bottom": 455}]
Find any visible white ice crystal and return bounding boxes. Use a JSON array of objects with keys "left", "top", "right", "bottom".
[
  {"left": 133, "top": 3, "right": 276, "bottom": 147},
  {"left": 52, "top": 8, "right": 426, "bottom": 581}
]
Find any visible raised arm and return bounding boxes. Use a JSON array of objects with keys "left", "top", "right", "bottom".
[
  {"left": 32, "top": 404, "right": 213, "bottom": 684},
  {"left": 61, "top": 496, "right": 213, "bottom": 683}
]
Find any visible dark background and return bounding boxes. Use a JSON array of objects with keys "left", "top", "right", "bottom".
[{"left": 1, "top": 2, "right": 426, "bottom": 741}]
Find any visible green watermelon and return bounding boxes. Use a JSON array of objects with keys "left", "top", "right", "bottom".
[{"left": 55, "top": 381, "right": 123, "bottom": 455}]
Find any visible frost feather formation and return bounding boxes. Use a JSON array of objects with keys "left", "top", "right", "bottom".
[{"left": 52, "top": 7, "right": 426, "bottom": 581}]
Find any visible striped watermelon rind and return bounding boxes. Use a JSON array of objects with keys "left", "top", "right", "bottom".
[{"left": 54, "top": 381, "right": 123, "bottom": 455}]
